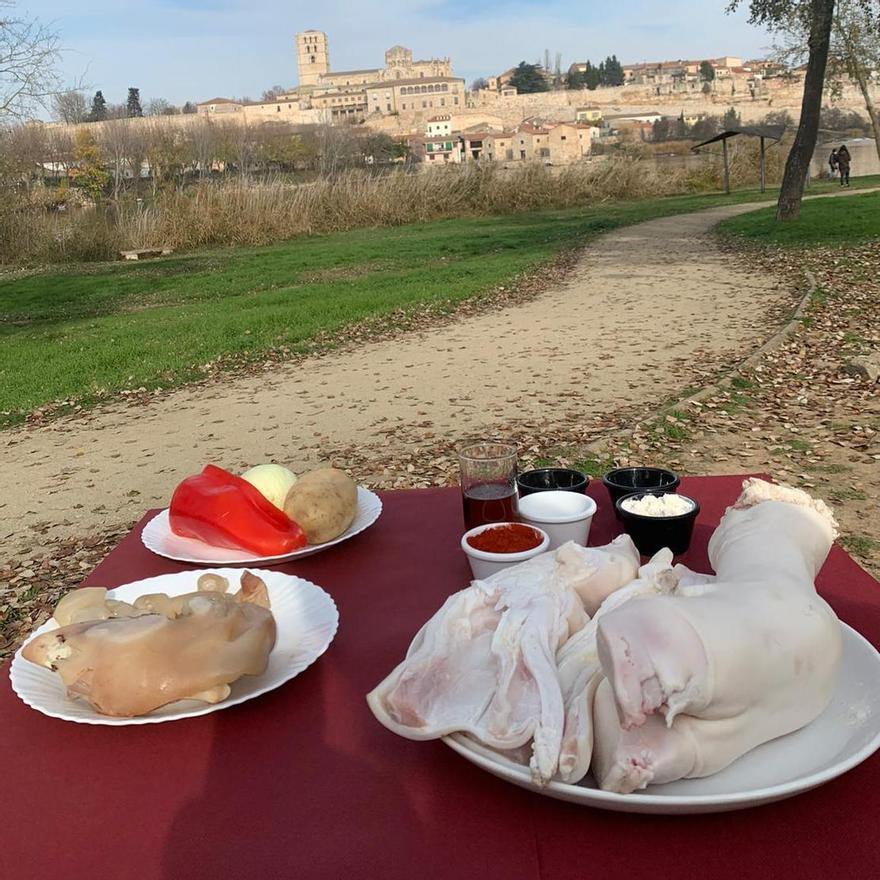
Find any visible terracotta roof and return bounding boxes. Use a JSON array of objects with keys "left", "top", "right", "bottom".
[{"left": 197, "top": 97, "right": 240, "bottom": 105}]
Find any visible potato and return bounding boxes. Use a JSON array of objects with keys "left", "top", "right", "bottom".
[{"left": 283, "top": 468, "right": 358, "bottom": 544}]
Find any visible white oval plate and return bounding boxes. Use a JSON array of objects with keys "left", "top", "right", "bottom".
[
  {"left": 141, "top": 486, "right": 382, "bottom": 565},
  {"left": 444, "top": 623, "right": 880, "bottom": 814},
  {"left": 10, "top": 567, "right": 339, "bottom": 725}
]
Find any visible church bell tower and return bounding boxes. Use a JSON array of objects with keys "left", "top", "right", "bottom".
[{"left": 296, "top": 31, "right": 329, "bottom": 87}]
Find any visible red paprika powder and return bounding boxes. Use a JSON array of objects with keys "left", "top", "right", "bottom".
[{"left": 466, "top": 523, "right": 543, "bottom": 554}]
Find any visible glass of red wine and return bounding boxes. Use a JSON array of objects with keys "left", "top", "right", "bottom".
[{"left": 458, "top": 440, "right": 519, "bottom": 531}]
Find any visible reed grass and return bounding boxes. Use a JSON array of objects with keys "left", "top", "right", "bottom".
[{"left": 0, "top": 158, "right": 710, "bottom": 265}]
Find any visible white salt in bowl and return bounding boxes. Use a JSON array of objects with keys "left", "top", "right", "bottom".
[{"left": 517, "top": 490, "right": 597, "bottom": 550}]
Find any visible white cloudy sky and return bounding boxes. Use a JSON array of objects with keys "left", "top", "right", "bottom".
[{"left": 23, "top": 0, "right": 773, "bottom": 106}]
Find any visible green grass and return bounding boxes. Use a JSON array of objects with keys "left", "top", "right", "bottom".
[
  {"left": 717, "top": 187, "right": 880, "bottom": 246},
  {"left": 839, "top": 534, "right": 879, "bottom": 557},
  {"left": 3, "top": 178, "right": 878, "bottom": 427}
]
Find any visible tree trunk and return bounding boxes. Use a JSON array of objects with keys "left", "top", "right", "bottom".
[
  {"left": 776, "top": 0, "right": 836, "bottom": 221},
  {"left": 838, "top": 23, "right": 880, "bottom": 164},
  {"left": 857, "top": 76, "right": 880, "bottom": 165}
]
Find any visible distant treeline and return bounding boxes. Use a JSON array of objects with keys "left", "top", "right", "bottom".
[{"left": 567, "top": 56, "right": 625, "bottom": 90}]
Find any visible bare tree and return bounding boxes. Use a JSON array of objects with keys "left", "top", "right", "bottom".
[
  {"left": 261, "top": 85, "right": 287, "bottom": 102},
  {"left": 99, "top": 117, "right": 147, "bottom": 199},
  {"left": 834, "top": 0, "right": 880, "bottom": 160},
  {"left": 105, "top": 102, "right": 129, "bottom": 120},
  {"left": 51, "top": 89, "right": 88, "bottom": 124},
  {"left": 220, "top": 119, "right": 259, "bottom": 178},
  {"left": 771, "top": 0, "right": 880, "bottom": 165},
  {"left": 146, "top": 97, "right": 178, "bottom": 116},
  {"left": 44, "top": 125, "right": 74, "bottom": 178},
  {"left": 188, "top": 117, "right": 219, "bottom": 178},
  {"left": 144, "top": 120, "right": 186, "bottom": 194},
  {"left": 0, "top": 121, "right": 47, "bottom": 182},
  {"left": 0, "top": 1, "right": 62, "bottom": 120}
]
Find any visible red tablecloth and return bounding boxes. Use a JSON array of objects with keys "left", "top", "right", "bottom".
[{"left": 2, "top": 475, "right": 879, "bottom": 880}]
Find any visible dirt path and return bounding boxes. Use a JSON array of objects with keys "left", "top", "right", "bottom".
[{"left": 0, "top": 201, "right": 805, "bottom": 550}]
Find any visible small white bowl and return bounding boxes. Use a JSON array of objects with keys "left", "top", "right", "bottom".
[
  {"left": 461, "top": 522, "right": 550, "bottom": 581},
  {"left": 517, "top": 491, "right": 598, "bottom": 550}
]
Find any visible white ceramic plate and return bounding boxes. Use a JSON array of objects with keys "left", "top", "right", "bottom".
[
  {"left": 444, "top": 623, "right": 880, "bottom": 814},
  {"left": 141, "top": 486, "right": 382, "bottom": 564},
  {"left": 10, "top": 567, "right": 339, "bottom": 725}
]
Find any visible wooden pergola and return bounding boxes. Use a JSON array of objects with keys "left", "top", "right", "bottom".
[{"left": 692, "top": 123, "right": 786, "bottom": 194}]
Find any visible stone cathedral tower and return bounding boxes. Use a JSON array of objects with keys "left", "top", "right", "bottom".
[{"left": 296, "top": 31, "right": 329, "bottom": 87}]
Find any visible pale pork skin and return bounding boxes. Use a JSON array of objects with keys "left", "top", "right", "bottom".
[
  {"left": 367, "top": 538, "right": 640, "bottom": 784},
  {"left": 592, "top": 480, "right": 842, "bottom": 793},
  {"left": 23, "top": 572, "right": 276, "bottom": 717}
]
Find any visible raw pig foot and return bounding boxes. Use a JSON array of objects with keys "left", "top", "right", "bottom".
[
  {"left": 591, "top": 679, "right": 698, "bottom": 793},
  {"left": 596, "top": 599, "right": 708, "bottom": 729}
]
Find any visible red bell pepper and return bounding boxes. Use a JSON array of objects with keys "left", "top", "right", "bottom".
[{"left": 169, "top": 464, "right": 307, "bottom": 555}]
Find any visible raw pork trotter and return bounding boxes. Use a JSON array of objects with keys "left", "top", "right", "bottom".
[{"left": 592, "top": 480, "right": 842, "bottom": 792}]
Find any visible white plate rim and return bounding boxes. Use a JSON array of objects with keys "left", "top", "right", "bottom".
[
  {"left": 9, "top": 567, "right": 339, "bottom": 725},
  {"left": 442, "top": 622, "right": 880, "bottom": 810},
  {"left": 141, "top": 485, "right": 382, "bottom": 564}
]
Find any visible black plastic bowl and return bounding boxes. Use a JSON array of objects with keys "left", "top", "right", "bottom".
[
  {"left": 615, "top": 491, "right": 700, "bottom": 556},
  {"left": 517, "top": 468, "right": 589, "bottom": 497},
  {"left": 602, "top": 467, "right": 680, "bottom": 510}
]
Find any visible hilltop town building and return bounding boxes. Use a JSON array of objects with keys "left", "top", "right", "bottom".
[
  {"left": 416, "top": 114, "right": 595, "bottom": 166},
  {"left": 198, "top": 32, "right": 462, "bottom": 124}
]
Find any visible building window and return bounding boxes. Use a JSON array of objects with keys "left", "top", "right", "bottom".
[
  {"left": 387, "top": 103, "right": 391, "bottom": 111},
  {"left": 401, "top": 103, "right": 406, "bottom": 110},
  {"left": 440, "top": 98, "right": 445, "bottom": 106},
  {"left": 277, "top": 106, "right": 281, "bottom": 112},
  {"left": 453, "top": 97, "right": 459, "bottom": 104},
  {"left": 422, "top": 100, "right": 426, "bottom": 108},
  {"left": 560, "top": 135, "right": 566, "bottom": 140},
  {"left": 311, "top": 56, "right": 315, "bottom": 63}
]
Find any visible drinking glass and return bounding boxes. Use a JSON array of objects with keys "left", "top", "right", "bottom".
[{"left": 458, "top": 440, "right": 518, "bottom": 530}]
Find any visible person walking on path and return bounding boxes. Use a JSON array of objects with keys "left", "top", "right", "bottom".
[
  {"left": 829, "top": 148, "right": 838, "bottom": 178},
  {"left": 836, "top": 145, "right": 851, "bottom": 186}
]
